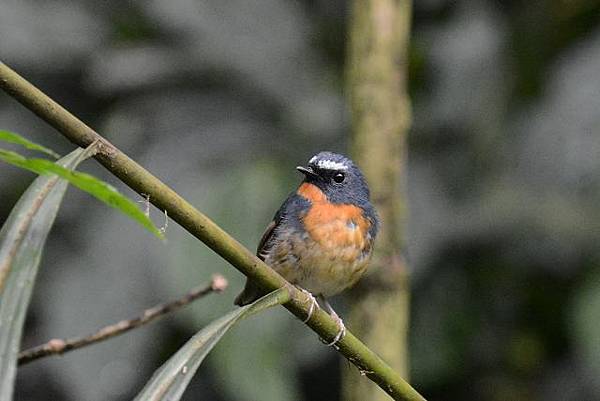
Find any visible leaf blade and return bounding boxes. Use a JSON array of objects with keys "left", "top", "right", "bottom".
[
  {"left": 0, "top": 149, "right": 163, "bottom": 238},
  {"left": 134, "top": 288, "right": 290, "bottom": 401},
  {"left": 0, "top": 130, "right": 60, "bottom": 158},
  {"left": 0, "top": 148, "right": 87, "bottom": 401}
]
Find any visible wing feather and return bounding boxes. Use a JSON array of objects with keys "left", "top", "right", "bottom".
[
  {"left": 256, "top": 220, "right": 276, "bottom": 260},
  {"left": 234, "top": 192, "right": 310, "bottom": 306}
]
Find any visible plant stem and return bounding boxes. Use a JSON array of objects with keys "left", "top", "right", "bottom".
[
  {"left": 0, "top": 61, "right": 426, "bottom": 401},
  {"left": 345, "top": 0, "right": 413, "bottom": 400},
  {"left": 18, "top": 275, "right": 228, "bottom": 365}
]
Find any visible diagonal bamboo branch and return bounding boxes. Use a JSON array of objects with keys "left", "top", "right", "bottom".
[
  {"left": 18, "top": 274, "right": 228, "bottom": 365},
  {"left": 0, "top": 61, "right": 426, "bottom": 401}
]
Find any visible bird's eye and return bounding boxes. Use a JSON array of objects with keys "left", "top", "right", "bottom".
[{"left": 333, "top": 172, "right": 345, "bottom": 183}]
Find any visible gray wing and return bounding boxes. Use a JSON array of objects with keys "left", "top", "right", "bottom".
[
  {"left": 234, "top": 192, "right": 309, "bottom": 306},
  {"left": 256, "top": 192, "right": 309, "bottom": 260}
]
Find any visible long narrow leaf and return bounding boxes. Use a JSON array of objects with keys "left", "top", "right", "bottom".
[
  {"left": 0, "top": 130, "right": 60, "bottom": 158},
  {"left": 134, "top": 288, "right": 290, "bottom": 401},
  {"left": 0, "top": 148, "right": 88, "bottom": 401},
  {"left": 0, "top": 149, "right": 163, "bottom": 238}
]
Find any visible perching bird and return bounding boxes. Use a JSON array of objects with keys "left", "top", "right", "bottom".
[{"left": 234, "top": 151, "right": 379, "bottom": 344}]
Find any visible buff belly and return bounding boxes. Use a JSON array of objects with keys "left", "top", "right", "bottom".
[{"left": 265, "top": 222, "right": 373, "bottom": 297}]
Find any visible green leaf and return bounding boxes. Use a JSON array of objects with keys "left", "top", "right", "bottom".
[
  {"left": 0, "top": 148, "right": 163, "bottom": 238},
  {"left": 134, "top": 288, "right": 290, "bottom": 401},
  {"left": 0, "top": 148, "right": 88, "bottom": 401},
  {"left": 0, "top": 130, "right": 60, "bottom": 158}
]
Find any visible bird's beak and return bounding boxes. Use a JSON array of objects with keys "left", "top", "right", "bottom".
[{"left": 296, "top": 165, "right": 319, "bottom": 179}]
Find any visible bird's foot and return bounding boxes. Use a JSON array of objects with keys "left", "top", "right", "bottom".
[
  {"left": 323, "top": 311, "right": 346, "bottom": 346},
  {"left": 316, "top": 297, "right": 347, "bottom": 346},
  {"left": 298, "top": 287, "right": 318, "bottom": 323}
]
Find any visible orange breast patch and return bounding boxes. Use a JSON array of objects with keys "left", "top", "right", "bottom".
[
  {"left": 297, "top": 182, "right": 327, "bottom": 203},
  {"left": 297, "top": 183, "right": 371, "bottom": 251}
]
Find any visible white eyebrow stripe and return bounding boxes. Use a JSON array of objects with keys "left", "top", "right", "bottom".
[
  {"left": 316, "top": 159, "right": 348, "bottom": 170},
  {"left": 309, "top": 156, "right": 318, "bottom": 163}
]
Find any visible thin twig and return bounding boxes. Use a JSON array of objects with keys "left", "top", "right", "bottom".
[{"left": 18, "top": 274, "right": 228, "bottom": 365}]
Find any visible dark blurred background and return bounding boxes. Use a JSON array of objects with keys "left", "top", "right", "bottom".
[{"left": 1, "top": 1, "right": 600, "bottom": 400}]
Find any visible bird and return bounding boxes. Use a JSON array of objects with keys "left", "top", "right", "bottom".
[{"left": 234, "top": 151, "right": 379, "bottom": 344}]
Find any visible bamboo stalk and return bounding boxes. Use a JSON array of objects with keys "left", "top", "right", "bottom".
[{"left": 345, "top": 0, "right": 414, "bottom": 399}]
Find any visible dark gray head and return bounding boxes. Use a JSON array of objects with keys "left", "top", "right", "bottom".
[{"left": 296, "top": 151, "right": 371, "bottom": 205}]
